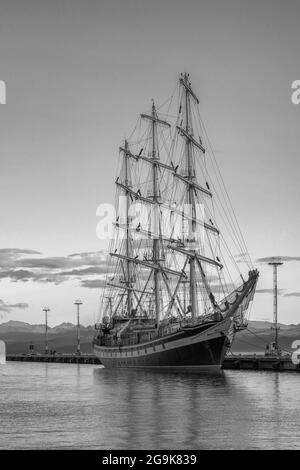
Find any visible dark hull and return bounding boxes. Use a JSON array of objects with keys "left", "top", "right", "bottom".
[{"left": 93, "top": 315, "right": 232, "bottom": 371}]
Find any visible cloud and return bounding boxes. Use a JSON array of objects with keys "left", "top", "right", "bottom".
[
  {"left": 8, "top": 302, "right": 29, "bottom": 309},
  {"left": 283, "top": 292, "right": 300, "bottom": 298},
  {"left": 59, "top": 266, "right": 111, "bottom": 276},
  {"left": 256, "top": 256, "right": 300, "bottom": 264},
  {"left": 18, "top": 251, "right": 108, "bottom": 270},
  {"left": 0, "top": 269, "right": 37, "bottom": 282},
  {"left": 0, "top": 269, "right": 65, "bottom": 284},
  {"left": 256, "top": 288, "right": 285, "bottom": 295},
  {"left": 81, "top": 279, "right": 107, "bottom": 289},
  {"left": 0, "top": 248, "right": 111, "bottom": 287},
  {"left": 0, "top": 249, "right": 41, "bottom": 255},
  {"left": 0, "top": 248, "right": 42, "bottom": 268},
  {"left": 69, "top": 251, "right": 102, "bottom": 258},
  {"left": 235, "top": 253, "right": 250, "bottom": 264},
  {"left": 0, "top": 299, "right": 29, "bottom": 313},
  {"left": 19, "top": 257, "right": 75, "bottom": 269}
]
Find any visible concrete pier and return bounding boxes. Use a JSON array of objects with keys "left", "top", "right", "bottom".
[
  {"left": 222, "top": 355, "right": 300, "bottom": 372},
  {"left": 6, "top": 353, "right": 101, "bottom": 364},
  {"left": 5, "top": 353, "right": 300, "bottom": 371}
]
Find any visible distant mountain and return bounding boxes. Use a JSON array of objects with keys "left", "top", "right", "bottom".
[
  {"left": 0, "top": 320, "right": 93, "bottom": 334},
  {"left": 0, "top": 320, "right": 299, "bottom": 355},
  {"left": 51, "top": 323, "right": 94, "bottom": 334},
  {"left": 231, "top": 320, "right": 300, "bottom": 353},
  {"left": 0, "top": 320, "right": 95, "bottom": 354},
  {"left": 0, "top": 320, "right": 46, "bottom": 334}
]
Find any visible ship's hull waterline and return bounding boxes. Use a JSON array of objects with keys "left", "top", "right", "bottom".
[{"left": 93, "top": 316, "right": 233, "bottom": 371}]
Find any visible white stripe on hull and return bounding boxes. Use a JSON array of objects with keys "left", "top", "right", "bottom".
[{"left": 95, "top": 364, "right": 222, "bottom": 372}]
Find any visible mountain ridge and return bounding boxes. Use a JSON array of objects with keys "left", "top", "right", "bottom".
[
  {"left": 0, "top": 320, "right": 94, "bottom": 334},
  {"left": 0, "top": 320, "right": 299, "bottom": 354}
]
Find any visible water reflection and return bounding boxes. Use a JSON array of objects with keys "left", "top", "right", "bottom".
[
  {"left": 93, "top": 368, "right": 231, "bottom": 449},
  {"left": 1, "top": 363, "right": 299, "bottom": 449}
]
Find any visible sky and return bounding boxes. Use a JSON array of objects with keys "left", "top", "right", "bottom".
[{"left": 0, "top": 0, "right": 300, "bottom": 326}]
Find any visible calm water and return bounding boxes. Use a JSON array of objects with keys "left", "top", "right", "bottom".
[{"left": 0, "top": 362, "right": 299, "bottom": 449}]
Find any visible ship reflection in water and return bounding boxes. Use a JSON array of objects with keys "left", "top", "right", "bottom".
[
  {"left": 0, "top": 362, "right": 299, "bottom": 449},
  {"left": 92, "top": 367, "right": 300, "bottom": 450}
]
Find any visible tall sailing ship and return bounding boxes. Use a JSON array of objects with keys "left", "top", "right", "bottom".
[{"left": 93, "top": 73, "right": 259, "bottom": 371}]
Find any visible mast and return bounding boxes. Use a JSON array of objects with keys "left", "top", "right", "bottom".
[
  {"left": 99, "top": 73, "right": 259, "bottom": 330},
  {"left": 99, "top": 73, "right": 259, "bottom": 329},
  {"left": 139, "top": 102, "right": 170, "bottom": 324},
  {"left": 124, "top": 140, "right": 132, "bottom": 316},
  {"left": 183, "top": 73, "right": 197, "bottom": 321},
  {"left": 151, "top": 102, "right": 160, "bottom": 326}
]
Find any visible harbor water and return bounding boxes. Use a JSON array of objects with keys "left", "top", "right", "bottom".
[{"left": 0, "top": 362, "right": 299, "bottom": 450}]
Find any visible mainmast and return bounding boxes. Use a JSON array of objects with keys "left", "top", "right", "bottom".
[
  {"left": 151, "top": 102, "right": 160, "bottom": 326},
  {"left": 182, "top": 73, "right": 197, "bottom": 321}
]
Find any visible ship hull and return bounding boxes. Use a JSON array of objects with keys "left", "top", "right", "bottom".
[{"left": 93, "top": 315, "right": 232, "bottom": 371}]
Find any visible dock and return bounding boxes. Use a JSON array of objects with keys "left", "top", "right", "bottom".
[
  {"left": 6, "top": 354, "right": 101, "bottom": 364},
  {"left": 4, "top": 353, "right": 299, "bottom": 371},
  {"left": 222, "top": 355, "right": 300, "bottom": 372}
]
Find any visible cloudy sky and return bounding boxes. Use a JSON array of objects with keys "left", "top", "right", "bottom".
[{"left": 0, "top": 0, "right": 300, "bottom": 326}]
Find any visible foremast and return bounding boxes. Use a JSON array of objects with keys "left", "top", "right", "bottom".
[{"left": 124, "top": 140, "right": 132, "bottom": 317}]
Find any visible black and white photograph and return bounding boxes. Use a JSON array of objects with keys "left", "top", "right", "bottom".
[{"left": 0, "top": 0, "right": 300, "bottom": 454}]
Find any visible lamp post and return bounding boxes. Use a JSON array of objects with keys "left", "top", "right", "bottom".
[
  {"left": 43, "top": 307, "right": 50, "bottom": 354},
  {"left": 268, "top": 258, "right": 283, "bottom": 354},
  {"left": 74, "top": 300, "right": 82, "bottom": 355}
]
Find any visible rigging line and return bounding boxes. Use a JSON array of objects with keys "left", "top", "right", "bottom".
[
  {"left": 244, "top": 327, "right": 272, "bottom": 346},
  {"left": 215, "top": 241, "right": 235, "bottom": 290},
  {"left": 205, "top": 233, "right": 227, "bottom": 299},
  {"left": 158, "top": 112, "right": 181, "bottom": 119},
  {"left": 244, "top": 297, "right": 254, "bottom": 323},
  {"left": 193, "top": 143, "right": 251, "bottom": 269},
  {"left": 170, "top": 153, "right": 241, "bottom": 272},
  {"left": 246, "top": 327, "right": 296, "bottom": 352},
  {"left": 193, "top": 148, "right": 250, "bottom": 266},
  {"left": 191, "top": 167, "right": 248, "bottom": 271},
  {"left": 156, "top": 81, "right": 178, "bottom": 112},
  {"left": 130, "top": 136, "right": 152, "bottom": 145},
  {"left": 196, "top": 118, "right": 252, "bottom": 267},
  {"left": 190, "top": 181, "right": 244, "bottom": 276},
  {"left": 127, "top": 115, "right": 141, "bottom": 142},
  {"left": 200, "top": 120, "right": 253, "bottom": 268},
  {"left": 226, "top": 348, "right": 238, "bottom": 357},
  {"left": 209, "top": 197, "right": 251, "bottom": 270},
  {"left": 211, "top": 182, "right": 251, "bottom": 268}
]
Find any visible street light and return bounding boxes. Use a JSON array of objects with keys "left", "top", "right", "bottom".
[
  {"left": 74, "top": 300, "right": 83, "bottom": 355},
  {"left": 43, "top": 307, "right": 50, "bottom": 354},
  {"left": 268, "top": 258, "right": 283, "bottom": 354}
]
